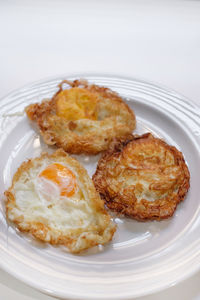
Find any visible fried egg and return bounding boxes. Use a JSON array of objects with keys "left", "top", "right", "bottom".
[
  {"left": 93, "top": 133, "right": 190, "bottom": 221},
  {"left": 25, "top": 79, "right": 136, "bottom": 154},
  {"left": 5, "top": 149, "right": 116, "bottom": 253}
]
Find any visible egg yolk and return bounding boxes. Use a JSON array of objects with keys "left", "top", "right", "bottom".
[
  {"left": 39, "top": 163, "right": 77, "bottom": 197},
  {"left": 56, "top": 87, "right": 98, "bottom": 121}
]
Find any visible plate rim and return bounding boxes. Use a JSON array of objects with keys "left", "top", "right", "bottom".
[{"left": 1, "top": 72, "right": 199, "bottom": 110}]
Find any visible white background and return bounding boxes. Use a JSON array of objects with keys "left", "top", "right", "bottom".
[{"left": 0, "top": 0, "right": 200, "bottom": 299}]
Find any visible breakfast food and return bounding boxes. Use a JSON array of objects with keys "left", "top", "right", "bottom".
[
  {"left": 93, "top": 133, "right": 190, "bottom": 221},
  {"left": 25, "top": 79, "right": 136, "bottom": 154},
  {"left": 5, "top": 149, "right": 116, "bottom": 253}
]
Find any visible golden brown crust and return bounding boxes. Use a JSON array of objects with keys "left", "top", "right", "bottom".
[
  {"left": 93, "top": 133, "right": 190, "bottom": 221},
  {"left": 25, "top": 79, "right": 136, "bottom": 154},
  {"left": 5, "top": 149, "right": 116, "bottom": 253}
]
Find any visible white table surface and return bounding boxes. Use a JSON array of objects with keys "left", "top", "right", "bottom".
[{"left": 0, "top": 1, "right": 200, "bottom": 299}]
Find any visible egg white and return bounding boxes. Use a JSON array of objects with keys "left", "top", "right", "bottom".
[
  {"left": 5, "top": 150, "right": 116, "bottom": 253},
  {"left": 10, "top": 158, "right": 96, "bottom": 230}
]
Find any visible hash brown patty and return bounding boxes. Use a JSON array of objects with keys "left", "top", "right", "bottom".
[{"left": 93, "top": 133, "right": 190, "bottom": 221}]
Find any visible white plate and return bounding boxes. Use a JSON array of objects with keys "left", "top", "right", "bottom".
[{"left": 0, "top": 75, "right": 200, "bottom": 300}]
